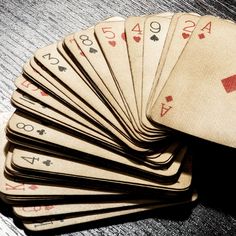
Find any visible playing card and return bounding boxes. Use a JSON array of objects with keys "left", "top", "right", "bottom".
[
  {"left": 13, "top": 199, "right": 160, "bottom": 219},
  {"left": 10, "top": 144, "right": 189, "bottom": 189},
  {"left": 141, "top": 15, "right": 173, "bottom": 131},
  {"left": 125, "top": 16, "right": 146, "bottom": 118},
  {"left": 146, "top": 13, "right": 183, "bottom": 115},
  {"left": 150, "top": 15, "right": 236, "bottom": 148},
  {"left": 23, "top": 191, "right": 198, "bottom": 231}
]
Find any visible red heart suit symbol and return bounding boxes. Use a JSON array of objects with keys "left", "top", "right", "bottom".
[
  {"left": 133, "top": 36, "right": 141, "bottom": 42},
  {"left": 121, "top": 32, "right": 126, "bottom": 41},
  {"left": 182, "top": 32, "right": 190, "bottom": 39},
  {"left": 108, "top": 41, "right": 116, "bottom": 47},
  {"left": 40, "top": 91, "right": 48, "bottom": 96}
]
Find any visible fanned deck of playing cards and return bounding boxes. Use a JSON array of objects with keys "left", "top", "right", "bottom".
[{"left": 0, "top": 12, "right": 235, "bottom": 232}]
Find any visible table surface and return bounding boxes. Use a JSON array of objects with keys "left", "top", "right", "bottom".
[{"left": 0, "top": 0, "right": 236, "bottom": 235}]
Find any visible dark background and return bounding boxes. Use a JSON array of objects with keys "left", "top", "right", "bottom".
[{"left": 0, "top": 0, "right": 236, "bottom": 235}]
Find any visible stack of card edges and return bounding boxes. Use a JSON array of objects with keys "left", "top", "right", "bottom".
[{"left": 1, "top": 12, "right": 235, "bottom": 232}]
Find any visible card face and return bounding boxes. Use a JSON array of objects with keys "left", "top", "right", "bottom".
[
  {"left": 150, "top": 16, "right": 236, "bottom": 148},
  {"left": 11, "top": 144, "right": 188, "bottom": 187},
  {"left": 125, "top": 16, "right": 146, "bottom": 117},
  {"left": 26, "top": 190, "right": 198, "bottom": 232},
  {"left": 13, "top": 199, "right": 159, "bottom": 219},
  {"left": 141, "top": 15, "right": 172, "bottom": 131},
  {"left": 146, "top": 13, "right": 183, "bottom": 114}
]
